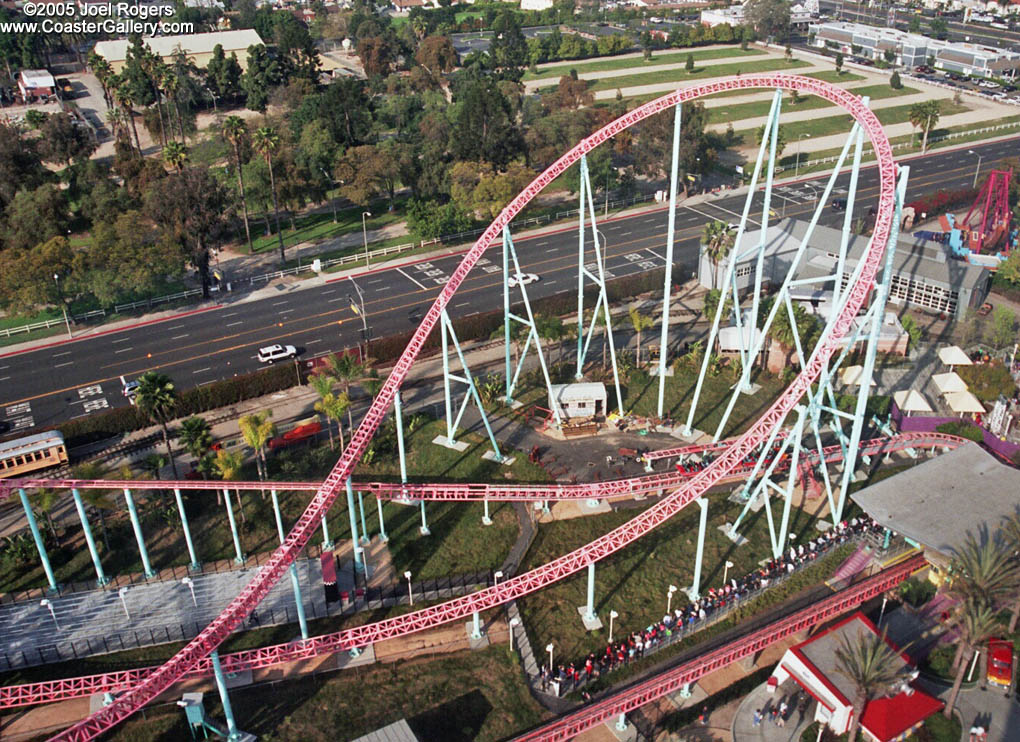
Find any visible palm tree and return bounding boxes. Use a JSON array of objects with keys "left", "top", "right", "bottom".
[
  {"left": 105, "top": 107, "right": 125, "bottom": 140},
  {"left": 909, "top": 100, "right": 940, "bottom": 154},
  {"left": 213, "top": 448, "right": 246, "bottom": 524},
  {"left": 88, "top": 52, "right": 113, "bottom": 107},
  {"left": 252, "top": 126, "right": 286, "bottom": 263},
  {"left": 1000, "top": 513, "right": 1020, "bottom": 632},
  {"left": 309, "top": 372, "right": 336, "bottom": 448},
  {"left": 221, "top": 116, "right": 253, "bottom": 253},
  {"left": 141, "top": 453, "right": 167, "bottom": 481},
  {"left": 944, "top": 599, "right": 1002, "bottom": 718},
  {"left": 178, "top": 416, "right": 213, "bottom": 476},
  {"left": 947, "top": 530, "right": 1020, "bottom": 610},
  {"left": 326, "top": 352, "right": 366, "bottom": 433},
  {"left": 701, "top": 220, "right": 735, "bottom": 290},
  {"left": 144, "top": 55, "right": 168, "bottom": 147},
  {"left": 162, "top": 141, "right": 188, "bottom": 172},
  {"left": 238, "top": 410, "right": 275, "bottom": 481},
  {"left": 29, "top": 488, "right": 61, "bottom": 544},
  {"left": 114, "top": 81, "right": 142, "bottom": 155},
  {"left": 134, "top": 371, "right": 180, "bottom": 479},
  {"left": 834, "top": 627, "right": 914, "bottom": 742},
  {"left": 161, "top": 66, "right": 186, "bottom": 142},
  {"left": 315, "top": 389, "right": 349, "bottom": 452},
  {"left": 71, "top": 461, "right": 115, "bottom": 552},
  {"left": 628, "top": 307, "right": 655, "bottom": 367},
  {"left": 535, "top": 314, "right": 566, "bottom": 364}
]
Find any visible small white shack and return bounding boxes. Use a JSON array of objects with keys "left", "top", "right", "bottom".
[{"left": 548, "top": 382, "right": 607, "bottom": 419}]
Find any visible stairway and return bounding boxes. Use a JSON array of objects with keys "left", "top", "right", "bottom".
[{"left": 826, "top": 543, "right": 873, "bottom": 590}]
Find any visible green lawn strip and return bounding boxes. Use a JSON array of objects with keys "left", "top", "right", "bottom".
[
  {"left": 850, "top": 83, "right": 920, "bottom": 100},
  {"left": 525, "top": 46, "right": 765, "bottom": 81},
  {"left": 802, "top": 70, "right": 866, "bottom": 83},
  {"left": 706, "top": 94, "right": 833, "bottom": 125},
  {"left": 247, "top": 201, "right": 407, "bottom": 256},
  {"left": 100, "top": 645, "right": 545, "bottom": 742},
  {"left": 0, "top": 418, "right": 546, "bottom": 593},
  {"left": 587, "top": 58, "right": 810, "bottom": 93}
]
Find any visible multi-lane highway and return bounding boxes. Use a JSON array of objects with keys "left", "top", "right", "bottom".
[{"left": 1, "top": 135, "right": 1017, "bottom": 432}]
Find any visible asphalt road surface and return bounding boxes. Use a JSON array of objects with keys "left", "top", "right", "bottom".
[{"left": 1, "top": 136, "right": 1017, "bottom": 433}]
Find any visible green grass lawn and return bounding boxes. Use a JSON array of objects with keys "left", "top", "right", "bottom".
[
  {"left": 850, "top": 83, "right": 921, "bottom": 100},
  {"left": 586, "top": 58, "right": 811, "bottom": 93},
  {"left": 246, "top": 201, "right": 406, "bottom": 256},
  {"left": 803, "top": 70, "right": 867, "bottom": 83},
  {"left": 525, "top": 46, "right": 765, "bottom": 81},
  {"left": 706, "top": 93, "right": 833, "bottom": 126}
]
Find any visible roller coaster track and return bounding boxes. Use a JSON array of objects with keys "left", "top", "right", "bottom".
[
  {"left": 37, "top": 74, "right": 898, "bottom": 740},
  {"left": 1, "top": 432, "right": 964, "bottom": 503}
]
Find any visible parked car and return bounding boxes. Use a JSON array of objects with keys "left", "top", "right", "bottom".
[
  {"left": 978, "top": 302, "right": 993, "bottom": 316},
  {"left": 507, "top": 273, "right": 540, "bottom": 287},
  {"left": 915, "top": 65, "right": 935, "bottom": 73},
  {"left": 986, "top": 639, "right": 1014, "bottom": 690},
  {"left": 120, "top": 375, "right": 140, "bottom": 404},
  {"left": 257, "top": 344, "right": 298, "bottom": 363}
]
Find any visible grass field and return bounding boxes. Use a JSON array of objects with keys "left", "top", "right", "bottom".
[
  {"left": 803, "top": 70, "right": 867, "bottom": 83},
  {"left": 525, "top": 46, "right": 765, "bottom": 81},
  {"left": 706, "top": 83, "right": 922, "bottom": 126},
  {"left": 586, "top": 58, "right": 811, "bottom": 93},
  {"left": 246, "top": 201, "right": 406, "bottom": 256}
]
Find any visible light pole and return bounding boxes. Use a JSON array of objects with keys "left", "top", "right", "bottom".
[
  {"left": 118, "top": 586, "right": 131, "bottom": 620},
  {"left": 667, "top": 584, "right": 678, "bottom": 615},
  {"left": 404, "top": 570, "right": 413, "bottom": 606},
  {"left": 182, "top": 577, "right": 197, "bottom": 607},
  {"left": 968, "top": 149, "right": 983, "bottom": 188},
  {"left": 203, "top": 85, "right": 217, "bottom": 113},
  {"left": 493, "top": 570, "right": 503, "bottom": 588},
  {"left": 320, "top": 168, "right": 338, "bottom": 224},
  {"left": 795, "top": 134, "right": 810, "bottom": 178},
  {"left": 723, "top": 560, "right": 734, "bottom": 586},
  {"left": 348, "top": 279, "right": 369, "bottom": 358},
  {"left": 53, "top": 273, "right": 72, "bottom": 338},
  {"left": 546, "top": 642, "right": 554, "bottom": 673},
  {"left": 509, "top": 616, "right": 519, "bottom": 651},
  {"left": 608, "top": 609, "right": 618, "bottom": 643},
  {"left": 362, "top": 211, "right": 372, "bottom": 265},
  {"left": 40, "top": 598, "right": 59, "bottom": 629}
]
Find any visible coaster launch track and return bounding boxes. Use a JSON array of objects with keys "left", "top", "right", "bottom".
[{"left": 43, "top": 74, "right": 898, "bottom": 740}]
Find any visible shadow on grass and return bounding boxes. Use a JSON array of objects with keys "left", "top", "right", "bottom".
[{"left": 409, "top": 689, "right": 493, "bottom": 742}]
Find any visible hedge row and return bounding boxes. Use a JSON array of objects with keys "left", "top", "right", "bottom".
[
  {"left": 906, "top": 187, "right": 978, "bottom": 219},
  {"left": 59, "top": 364, "right": 297, "bottom": 447},
  {"left": 934, "top": 421, "right": 984, "bottom": 443}
]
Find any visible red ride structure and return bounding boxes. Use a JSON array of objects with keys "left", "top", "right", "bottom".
[
  {"left": 962, "top": 168, "right": 1013, "bottom": 253},
  {"left": 48, "top": 74, "right": 899, "bottom": 740}
]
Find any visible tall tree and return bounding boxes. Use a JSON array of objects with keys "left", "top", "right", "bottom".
[
  {"left": 701, "top": 220, "right": 735, "bottom": 290},
  {"left": 238, "top": 410, "right": 275, "bottom": 481},
  {"left": 38, "top": 113, "right": 97, "bottom": 167},
  {"left": 178, "top": 416, "right": 213, "bottom": 475},
  {"left": 134, "top": 371, "right": 180, "bottom": 479},
  {"left": 1001, "top": 513, "right": 1020, "bottom": 632},
  {"left": 222, "top": 116, "right": 254, "bottom": 252},
  {"left": 114, "top": 81, "right": 143, "bottom": 155},
  {"left": 213, "top": 448, "right": 246, "bottom": 524},
  {"left": 743, "top": 0, "right": 791, "bottom": 40},
  {"left": 909, "top": 101, "right": 941, "bottom": 154},
  {"left": 944, "top": 599, "right": 1001, "bottom": 719},
  {"left": 834, "top": 627, "right": 914, "bottom": 742},
  {"left": 489, "top": 9, "right": 527, "bottom": 78},
  {"left": 450, "top": 76, "right": 524, "bottom": 169},
  {"left": 325, "top": 352, "right": 365, "bottom": 433},
  {"left": 628, "top": 307, "right": 655, "bottom": 367},
  {"left": 162, "top": 141, "right": 188, "bottom": 172},
  {"left": 242, "top": 43, "right": 283, "bottom": 112},
  {"left": 252, "top": 126, "right": 286, "bottom": 263}
]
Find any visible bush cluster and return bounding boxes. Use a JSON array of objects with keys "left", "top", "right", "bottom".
[
  {"left": 935, "top": 420, "right": 984, "bottom": 442},
  {"left": 906, "top": 187, "right": 978, "bottom": 218}
]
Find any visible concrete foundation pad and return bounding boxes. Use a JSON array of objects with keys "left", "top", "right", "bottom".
[
  {"left": 432, "top": 435, "right": 469, "bottom": 451},
  {"left": 853, "top": 470, "right": 868, "bottom": 482},
  {"left": 336, "top": 643, "right": 376, "bottom": 670},
  {"left": 648, "top": 366, "right": 674, "bottom": 377},
  {"left": 670, "top": 427, "right": 706, "bottom": 443},
  {"left": 603, "top": 717, "right": 639, "bottom": 741},
  {"left": 815, "top": 520, "right": 833, "bottom": 532},
  {"left": 464, "top": 622, "right": 490, "bottom": 650},
  {"left": 482, "top": 450, "right": 516, "bottom": 466},
  {"left": 719, "top": 523, "right": 750, "bottom": 546},
  {"left": 576, "top": 605, "right": 604, "bottom": 632}
]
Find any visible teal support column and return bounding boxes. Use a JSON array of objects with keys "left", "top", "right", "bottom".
[
  {"left": 576, "top": 154, "right": 586, "bottom": 379},
  {"left": 18, "top": 489, "right": 58, "bottom": 592},
  {"left": 173, "top": 488, "right": 201, "bottom": 572},
  {"left": 883, "top": 528, "right": 892, "bottom": 550},
  {"left": 585, "top": 562, "right": 596, "bottom": 621},
  {"left": 123, "top": 488, "right": 156, "bottom": 578},
  {"left": 503, "top": 223, "right": 514, "bottom": 400},
  {"left": 616, "top": 714, "right": 628, "bottom": 732},
  {"left": 320, "top": 515, "right": 334, "bottom": 551},
  {"left": 482, "top": 498, "right": 492, "bottom": 526},
  {"left": 210, "top": 650, "right": 241, "bottom": 740},
  {"left": 344, "top": 478, "right": 364, "bottom": 571},
  {"left": 394, "top": 390, "right": 409, "bottom": 491},
  {"left": 222, "top": 489, "right": 245, "bottom": 565},
  {"left": 357, "top": 491, "right": 369, "bottom": 545},
  {"left": 420, "top": 500, "right": 430, "bottom": 536},
  {"left": 270, "top": 489, "right": 309, "bottom": 639},
  {"left": 687, "top": 498, "right": 709, "bottom": 601},
  {"left": 471, "top": 610, "right": 482, "bottom": 640},
  {"left": 376, "top": 497, "right": 389, "bottom": 542},
  {"left": 656, "top": 101, "right": 683, "bottom": 417},
  {"left": 71, "top": 488, "right": 109, "bottom": 586}
]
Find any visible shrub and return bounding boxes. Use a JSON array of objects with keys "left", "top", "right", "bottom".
[
  {"left": 899, "top": 577, "right": 936, "bottom": 607},
  {"left": 890, "top": 71, "right": 902, "bottom": 89},
  {"left": 906, "top": 187, "right": 978, "bottom": 218},
  {"left": 935, "top": 421, "right": 984, "bottom": 442},
  {"left": 957, "top": 361, "right": 1017, "bottom": 402}
]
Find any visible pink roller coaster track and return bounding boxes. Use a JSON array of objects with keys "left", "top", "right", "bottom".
[{"left": 47, "top": 74, "right": 898, "bottom": 740}]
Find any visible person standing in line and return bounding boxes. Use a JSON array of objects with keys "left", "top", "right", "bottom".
[{"left": 753, "top": 709, "right": 763, "bottom": 727}]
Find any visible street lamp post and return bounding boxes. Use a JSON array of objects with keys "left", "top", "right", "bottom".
[
  {"left": 667, "top": 584, "right": 678, "bottom": 615},
  {"left": 362, "top": 211, "right": 372, "bottom": 265},
  {"left": 608, "top": 609, "right": 618, "bottom": 643},
  {"left": 509, "top": 616, "right": 519, "bottom": 651},
  {"left": 796, "top": 134, "right": 811, "bottom": 178},
  {"left": 118, "top": 586, "right": 131, "bottom": 620},
  {"left": 40, "top": 598, "right": 59, "bottom": 629},
  {"left": 968, "top": 149, "right": 983, "bottom": 188},
  {"left": 404, "top": 570, "right": 413, "bottom": 605},
  {"left": 493, "top": 570, "right": 503, "bottom": 588},
  {"left": 348, "top": 279, "right": 369, "bottom": 359},
  {"left": 182, "top": 577, "right": 197, "bottom": 607},
  {"left": 723, "top": 560, "right": 734, "bottom": 586},
  {"left": 546, "top": 642, "right": 554, "bottom": 674},
  {"left": 53, "top": 274, "right": 72, "bottom": 338},
  {"left": 320, "top": 168, "right": 338, "bottom": 224}
]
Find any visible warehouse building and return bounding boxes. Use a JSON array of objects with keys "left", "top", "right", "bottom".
[{"left": 94, "top": 29, "right": 264, "bottom": 73}]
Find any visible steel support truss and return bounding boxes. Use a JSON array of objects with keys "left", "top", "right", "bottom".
[{"left": 43, "top": 76, "right": 905, "bottom": 741}]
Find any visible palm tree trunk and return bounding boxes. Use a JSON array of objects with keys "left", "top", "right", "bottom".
[
  {"left": 1009, "top": 601, "right": 1019, "bottom": 634},
  {"left": 846, "top": 697, "right": 865, "bottom": 742},
  {"left": 174, "top": 95, "right": 186, "bottom": 142},
  {"left": 235, "top": 489, "right": 246, "bottom": 525},
  {"left": 945, "top": 647, "right": 972, "bottom": 718},
  {"left": 266, "top": 156, "right": 285, "bottom": 263},
  {"left": 128, "top": 108, "right": 142, "bottom": 155},
  {"left": 94, "top": 507, "right": 111, "bottom": 552},
  {"left": 160, "top": 422, "right": 179, "bottom": 479},
  {"left": 337, "top": 421, "right": 345, "bottom": 454},
  {"left": 326, "top": 422, "right": 334, "bottom": 451},
  {"left": 233, "top": 144, "right": 253, "bottom": 252},
  {"left": 154, "top": 99, "right": 166, "bottom": 146}
]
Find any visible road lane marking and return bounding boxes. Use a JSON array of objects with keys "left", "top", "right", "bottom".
[
  {"left": 171, "top": 334, "right": 189, "bottom": 340},
  {"left": 167, "top": 324, "right": 186, "bottom": 330},
  {"left": 54, "top": 361, "right": 74, "bottom": 368},
  {"left": 328, "top": 297, "right": 346, "bottom": 303},
  {"left": 110, "top": 337, "right": 131, "bottom": 344},
  {"left": 114, "top": 347, "right": 134, "bottom": 354},
  {"left": 221, "top": 312, "right": 238, "bottom": 317},
  {"left": 53, "top": 351, "right": 71, "bottom": 357},
  {"left": 226, "top": 322, "right": 244, "bottom": 327},
  {"left": 306, "top": 339, "right": 323, "bottom": 345},
  {"left": 396, "top": 267, "right": 429, "bottom": 290},
  {"left": 192, "top": 367, "right": 211, "bottom": 374},
  {"left": 0, "top": 377, "right": 8, "bottom": 382},
  {"left": 279, "top": 309, "right": 294, "bottom": 315}
]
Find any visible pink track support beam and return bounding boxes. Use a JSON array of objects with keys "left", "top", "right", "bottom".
[{"left": 48, "top": 74, "right": 900, "bottom": 741}]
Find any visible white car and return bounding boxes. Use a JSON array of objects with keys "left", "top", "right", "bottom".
[
  {"left": 257, "top": 344, "right": 298, "bottom": 363},
  {"left": 121, "top": 375, "right": 139, "bottom": 404},
  {"left": 507, "top": 273, "right": 540, "bottom": 287}
]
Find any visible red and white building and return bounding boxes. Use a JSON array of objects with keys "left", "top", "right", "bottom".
[
  {"left": 17, "top": 70, "right": 56, "bottom": 102},
  {"left": 770, "top": 613, "right": 943, "bottom": 741}
]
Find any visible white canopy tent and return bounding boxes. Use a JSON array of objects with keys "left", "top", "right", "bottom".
[
  {"left": 893, "top": 389, "right": 933, "bottom": 414},
  {"left": 840, "top": 365, "right": 876, "bottom": 386},
  {"left": 944, "top": 390, "right": 985, "bottom": 414},
  {"left": 938, "top": 346, "right": 972, "bottom": 368},
  {"left": 932, "top": 371, "right": 968, "bottom": 395}
]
